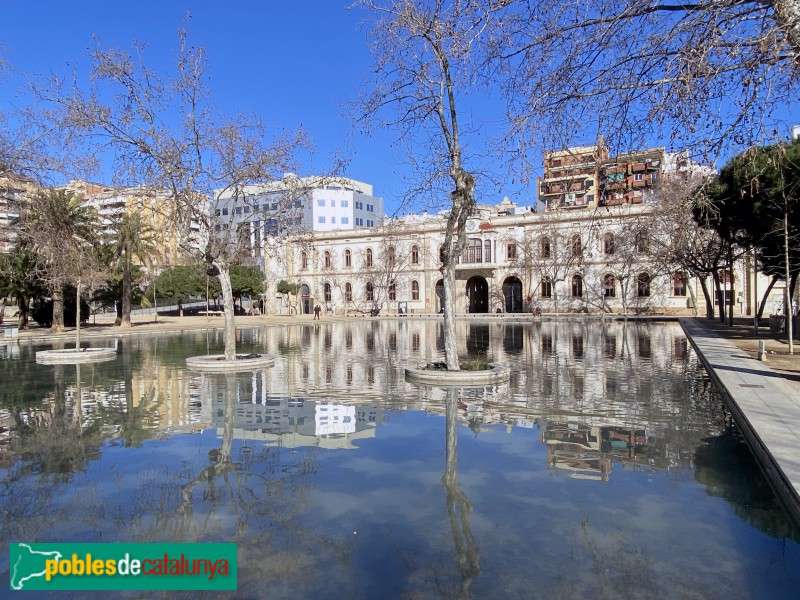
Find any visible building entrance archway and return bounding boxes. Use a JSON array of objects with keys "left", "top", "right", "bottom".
[
  {"left": 435, "top": 279, "right": 444, "bottom": 314},
  {"left": 300, "top": 284, "right": 311, "bottom": 314},
  {"left": 466, "top": 276, "right": 489, "bottom": 313},
  {"left": 503, "top": 276, "right": 524, "bottom": 313}
]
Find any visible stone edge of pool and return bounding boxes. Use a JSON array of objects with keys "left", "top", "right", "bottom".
[{"left": 681, "top": 317, "right": 800, "bottom": 532}]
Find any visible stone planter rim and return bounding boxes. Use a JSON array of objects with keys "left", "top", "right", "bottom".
[
  {"left": 36, "top": 347, "right": 117, "bottom": 364},
  {"left": 186, "top": 353, "right": 276, "bottom": 372},
  {"left": 404, "top": 363, "right": 510, "bottom": 386}
]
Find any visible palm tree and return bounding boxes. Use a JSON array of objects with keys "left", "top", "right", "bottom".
[
  {"left": 20, "top": 189, "right": 99, "bottom": 332},
  {"left": 108, "top": 211, "right": 157, "bottom": 327}
]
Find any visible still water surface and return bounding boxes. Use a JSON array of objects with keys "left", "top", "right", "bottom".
[{"left": 1, "top": 320, "right": 799, "bottom": 599}]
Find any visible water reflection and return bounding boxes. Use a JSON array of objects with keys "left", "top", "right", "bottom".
[{"left": 0, "top": 321, "right": 798, "bottom": 597}]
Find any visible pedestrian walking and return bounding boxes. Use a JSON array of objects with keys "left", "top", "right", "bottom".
[{"left": 314, "top": 305, "right": 321, "bottom": 320}]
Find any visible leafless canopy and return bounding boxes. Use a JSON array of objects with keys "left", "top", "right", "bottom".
[{"left": 494, "top": 0, "right": 800, "bottom": 166}]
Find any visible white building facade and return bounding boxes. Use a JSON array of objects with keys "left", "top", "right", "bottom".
[{"left": 264, "top": 200, "right": 742, "bottom": 317}]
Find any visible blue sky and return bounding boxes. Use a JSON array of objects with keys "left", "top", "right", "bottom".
[{"left": 0, "top": 1, "right": 531, "bottom": 215}]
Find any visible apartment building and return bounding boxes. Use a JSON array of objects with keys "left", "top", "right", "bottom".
[
  {"left": 0, "top": 172, "right": 37, "bottom": 253},
  {"left": 64, "top": 180, "right": 205, "bottom": 266},
  {"left": 212, "top": 175, "right": 384, "bottom": 264}
]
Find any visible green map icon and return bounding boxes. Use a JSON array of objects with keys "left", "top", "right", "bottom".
[{"left": 10, "top": 543, "right": 63, "bottom": 590}]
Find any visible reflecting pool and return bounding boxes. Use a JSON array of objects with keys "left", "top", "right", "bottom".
[{"left": 1, "top": 320, "right": 799, "bottom": 598}]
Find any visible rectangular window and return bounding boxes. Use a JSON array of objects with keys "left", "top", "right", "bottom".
[
  {"left": 330, "top": 200, "right": 336, "bottom": 207},
  {"left": 367, "top": 220, "right": 373, "bottom": 227},
  {"left": 244, "top": 205, "right": 251, "bottom": 213},
  {"left": 214, "top": 209, "right": 221, "bottom": 216},
  {"left": 356, "top": 218, "right": 363, "bottom": 226},
  {"left": 331, "top": 216, "right": 336, "bottom": 223},
  {"left": 294, "top": 200, "right": 302, "bottom": 208},
  {"left": 235, "top": 207, "right": 242, "bottom": 215},
  {"left": 341, "top": 216, "right": 349, "bottom": 224},
  {"left": 366, "top": 204, "right": 374, "bottom": 212},
  {"left": 341, "top": 200, "right": 349, "bottom": 207},
  {"left": 318, "top": 199, "right": 325, "bottom": 206},
  {"left": 318, "top": 216, "right": 326, "bottom": 223},
  {"left": 222, "top": 207, "right": 229, "bottom": 216},
  {"left": 271, "top": 203, "right": 278, "bottom": 211},
  {"left": 634, "top": 173, "right": 644, "bottom": 181},
  {"left": 356, "top": 201, "right": 363, "bottom": 210}
]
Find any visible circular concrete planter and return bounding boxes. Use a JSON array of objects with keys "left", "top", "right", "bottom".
[
  {"left": 186, "top": 353, "right": 275, "bottom": 372},
  {"left": 405, "top": 364, "right": 511, "bottom": 386},
  {"left": 36, "top": 347, "right": 117, "bottom": 365}
]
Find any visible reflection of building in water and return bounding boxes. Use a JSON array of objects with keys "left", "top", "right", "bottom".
[
  {"left": 201, "top": 373, "right": 382, "bottom": 449},
  {"left": 541, "top": 420, "right": 662, "bottom": 482}
]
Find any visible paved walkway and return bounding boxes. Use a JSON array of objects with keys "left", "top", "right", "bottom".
[{"left": 681, "top": 317, "right": 800, "bottom": 530}]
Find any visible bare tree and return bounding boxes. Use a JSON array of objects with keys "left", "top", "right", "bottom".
[
  {"left": 520, "top": 216, "right": 586, "bottom": 314},
  {"left": 38, "top": 31, "right": 306, "bottom": 359},
  {"left": 493, "top": 0, "right": 800, "bottom": 169},
  {"left": 649, "top": 173, "right": 726, "bottom": 318},
  {"left": 357, "top": 0, "right": 508, "bottom": 370}
]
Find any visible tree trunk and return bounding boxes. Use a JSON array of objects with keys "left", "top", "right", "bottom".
[
  {"left": 442, "top": 264, "right": 460, "bottom": 370},
  {"left": 727, "top": 247, "right": 734, "bottom": 327},
  {"left": 440, "top": 171, "right": 475, "bottom": 371},
  {"left": 698, "top": 276, "right": 713, "bottom": 319},
  {"left": 215, "top": 261, "right": 237, "bottom": 361},
  {"left": 773, "top": 0, "right": 800, "bottom": 64},
  {"left": 75, "top": 280, "right": 81, "bottom": 351},
  {"left": 15, "top": 293, "right": 30, "bottom": 330},
  {"left": 757, "top": 275, "right": 779, "bottom": 320},
  {"left": 784, "top": 212, "right": 794, "bottom": 354},
  {"left": 712, "top": 270, "right": 723, "bottom": 323},
  {"left": 121, "top": 249, "right": 132, "bottom": 328},
  {"left": 51, "top": 287, "right": 65, "bottom": 332}
]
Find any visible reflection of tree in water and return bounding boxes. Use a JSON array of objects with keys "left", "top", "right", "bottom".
[
  {"left": 1, "top": 363, "right": 107, "bottom": 544},
  {"left": 442, "top": 388, "right": 481, "bottom": 599},
  {"left": 410, "top": 388, "right": 481, "bottom": 598},
  {"left": 132, "top": 373, "right": 352, "bottom": 597},
  {"left": 694, "top": 423, "right": 800, "bottom": 542}
]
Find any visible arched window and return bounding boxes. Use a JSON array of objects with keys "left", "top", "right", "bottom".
[
  {"left": 344, "top": 248, "right": 352, "bottom": 268},
  {"left": 411, "top": 245, "right": 419, "bottom": 264},
  {"left": 365, "top": 282, "right": 374, "bottom": 301},
  {"left": 366, "top": 248, "right": 373, "bottom": 267},
  {"left": 571, "top": 234, "right": 582, "bottom": 258},
  {"left": 540, "top": 236, "right": 551, "bottom": 258},
  {"left": 300, "top": 251, "right": 308, "bottom": 270},
  {"left": 344, "top": 282, "right": 352, "bottom": 302},
  {"left": 637, "top": 272, "right": 651, "bottom": 297},
  {"left": 388, "top": 246, "right": 396, "bottom": 268},
  {"left": 388, "top": 280, "right": 396, "bottom": 301},
  {"left": 540, "top": 276, "right": 552, "bottom": 298},
  {"left": 571, "top": 274, "right": 583, "bottom": 297},
  {"left": 324, "top": 251, "right": 331, "bottom": 269},
  {"left": 507, "top": 243, "right": 517, "bottom": 260},
  {"left": 673, "top": 271, "right": 687, "bottom": 296},
  {"left": 603, "top": 273, "right": 616, "bottom": 297},
  {"left": 603, "top": 232, "right": 615, "bottom": 255},
  {"left": 324, "top": 282, "right": 331, "bottom": 302},
  {"left": 411, "top": 280, "right": 420, "bottom": 300}
]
